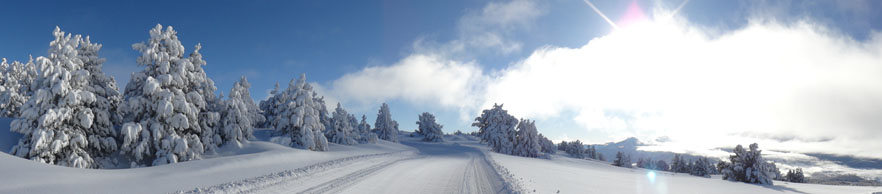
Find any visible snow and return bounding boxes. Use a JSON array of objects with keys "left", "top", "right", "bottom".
[
  {"left": 491, "top": 151, "right": 882, "bottom": 194},
  {"left": 0, "top": 122, "right": 879, "bottom": 193}
]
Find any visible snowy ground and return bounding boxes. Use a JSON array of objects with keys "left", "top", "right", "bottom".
[
  {"left": 1, "top": 119, "right": 880, "bottom": 194},
  {"left": 492, "top": 151, "right": 882, "bottom": 194}
]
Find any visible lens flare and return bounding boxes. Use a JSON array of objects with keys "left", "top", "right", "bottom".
[{"left": 646, "top": 170, "right": 657, "bottom": 183}]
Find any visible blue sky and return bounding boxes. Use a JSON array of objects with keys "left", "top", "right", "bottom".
[{"left": 3, "top": 0, "right": 882, "bottom": 162}]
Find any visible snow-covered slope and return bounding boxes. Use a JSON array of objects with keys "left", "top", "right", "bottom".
[
  {"left": 492, "top": 151, "right": 882, "bottom": 194},
  {"left": 1, "top": 124, "right": 879, "bottom": 194},
  {"left": 0, "top": 139, "right": 411, "bottom": 193}
]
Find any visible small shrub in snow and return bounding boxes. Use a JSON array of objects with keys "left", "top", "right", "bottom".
[
  {"left": 372, "top": 103, "right": 399, "bottom": 143},
  {"left": 415, "top": 112, "right": 444, "bottom": 142},
  {"left": 10, "top": 27, "right": 120, "bottom": 168},
  {"left": 472, "top": 103, "right": 517, "bottom": 154}
]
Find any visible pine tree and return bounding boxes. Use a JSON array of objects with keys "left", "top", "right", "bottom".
[
  {"left": 219, "top": 77, "right": 261, "bottom": 145},
  {"left": 512, "top": 119, "right": 540, "bottom": 158},
  {"left": 258, "top": 82, "right": 283, "bottom": 128},
  {"left": 0, "top": 57, "right": 38, "bottom": 118},
  {"left": 373, "top": 103, "right": 399, "bottom": 142},
  {"left": 10, "top": 27, "right": 120, "bottom": 168},
  {"left": 784, "top": 168, "right": 805, "bottom": 183},
  {"left": 119, "top": 24, "right": 222, "bottom": 166},
  {"left": 416, "top": 112, "right": 444, "bottom": 142},
  {"left": 720, "top": 143, "right": 777, "bottom": 185},
  {"left": 564, "top": 140, "right": 585, "bottom": 158},
  {"left": 656, "top": 160, "right": 670, "bottom": 171},
  {"left": 326, "top": 103, "right": 357, "bottom": 145},
  {"left": 266, "top": 74, "right": 329, "bottom": 151},
  {"left": 537, "top": 134, "right": 556, "bottom": 154},
  {"left": 356, "top": 115, "right": 378, "bottom": 143},
  {"left": 472, "top": 103, "right": 517, "bottom": 154},
  {"left": 690, "top": 157, "right": 711, "bottom": 178},
  {"left": 613, "top": 152, "right": 632, "bottom": 167}
]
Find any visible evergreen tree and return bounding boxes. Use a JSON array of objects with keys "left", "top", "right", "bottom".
[
  {"left": 720, "top": 143, "right": 777, "bottom": 185},
  {"left": 356, "top": 115, "right": 378, "bottom": 144},
  {"left": 10, "top": 27, "right": 120, "bottom": 168},
  {"left": 416, "top": 112, "right": 444, "bottom": 142},
  {"left": 373, "top": 103, "right": 399, "bottom": 142},
  {"left": 119, "top": 24, "right": 222, "bottom": 166},
  {"left": 0, "top": 57, "right": 38, "bottom": 118},
  {"left": 265, "top": 74, "right": 329, "bottom": 151},
  {"left": 512, "top": 119, "right": 540, "bottom": 158},
  {"left": 784, "top": 168, "right": 806, "bottom": 183},
  {"left": 656, "top": 160, "right": 670, "bottom": 171},
  {"left": 218, "top": 77, "right": 261, "bottom": 145},
  {"left": 258, "top": 82, "right": 283, "bottom": 128},
  {"left": 613, "top": 151, "right": 632, "bottom": 168},
  {"left": 472, "top": 103, "right": 517, "bottom": 154},
  {"left": 690, "top": 157, "right": 711, "bottom": 178},
  {"left": 537, "top": 134, "right": 556, "bottom": 154},
  {"left": 326, "top": 103, "right": 357, "bottom": 145},
  {"left": 564, "top": 140, "right": 585, "bottom": 158}
]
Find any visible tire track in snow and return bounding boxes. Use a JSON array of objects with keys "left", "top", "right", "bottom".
[
  {"left": 297, "top": 155, "right": 424, "bottom": 194},
  {"left": 175, "top": 150, "right": 417, "bottom": 194}
]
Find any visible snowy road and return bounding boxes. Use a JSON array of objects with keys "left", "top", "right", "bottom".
[
  {"left": 337, "top": 141, "right": 507, "bottom": 194},
  {"left": 183, "top": 140, "right": 510, "bottom": 194}
]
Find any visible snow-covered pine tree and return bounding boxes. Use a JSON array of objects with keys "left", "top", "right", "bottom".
[
  {"left": 0, "top": 57, "right": 38, "bottom": 118},
  {"left": 564, "top": 140, "right": 585, "bottom": 158},
  {"left": 614, "top": 152, "right": 625, "bottom": 167},
  {"left": 656, "top": 160, "right": 670, "bottom": 171},
  {"left": 345, "top": 113, "right": 362, "bottom": 142},
  {"left": 326, "top": 103, "right": 357, "bottom": 145},
  {"left": 784, "top": 168, "right": 805, "bottom": 183},
  {"left": 219, "top": 77, "right": 261, "bottom": 145},
  {"left": 416, "top": 112, "right": 444, "bottom": 142},
  {"left": 558, "top": 141, "right": 568, "bottom": 151},
  {"left": 258, "top": 82, "right": 283, "bottom": 128},
  {"left": 119, "top": 24, "right": 223, "bottom": 166},
  {"left": 357, "top": 114, "right": 378, "bottom": 144},
  {"left": 373, "top": 103, "right": 399, "bottom": 143},
  {"left": 472, "top": 103, "right": 517, "bottom": 154},
  {"left": 513, "top": 119, "right": 540, "bottom": 158},
  {"left": 267, "top": 74, "right": 330, "bottom": 151},
  {"left": 690, "top": 157, "right": 711, "bottom": 178},
  {"left": 537, "top": 133, "right": 556, "bottom": 154},
  {"left": 10, "top": 27, "right": 119, "bottom": 168},
  {"left": 314, "top": 95, "right": 332, "bottom": 137},
  {"left": 235, "top": 76, "right": 264, "bottom": 126},
  {"left": 720, "top": 143, "right": 776, "bottom": 185}
]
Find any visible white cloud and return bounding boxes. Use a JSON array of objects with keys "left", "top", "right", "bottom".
[
  {"left": 321, "top": 1, "right": 882, "bottom": 158},
  {"left": 324, "top": 54, "right": 487, "bottom": 119},
  {"left": 483, "top": 16, "right": 882, "bottom": 158}
]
